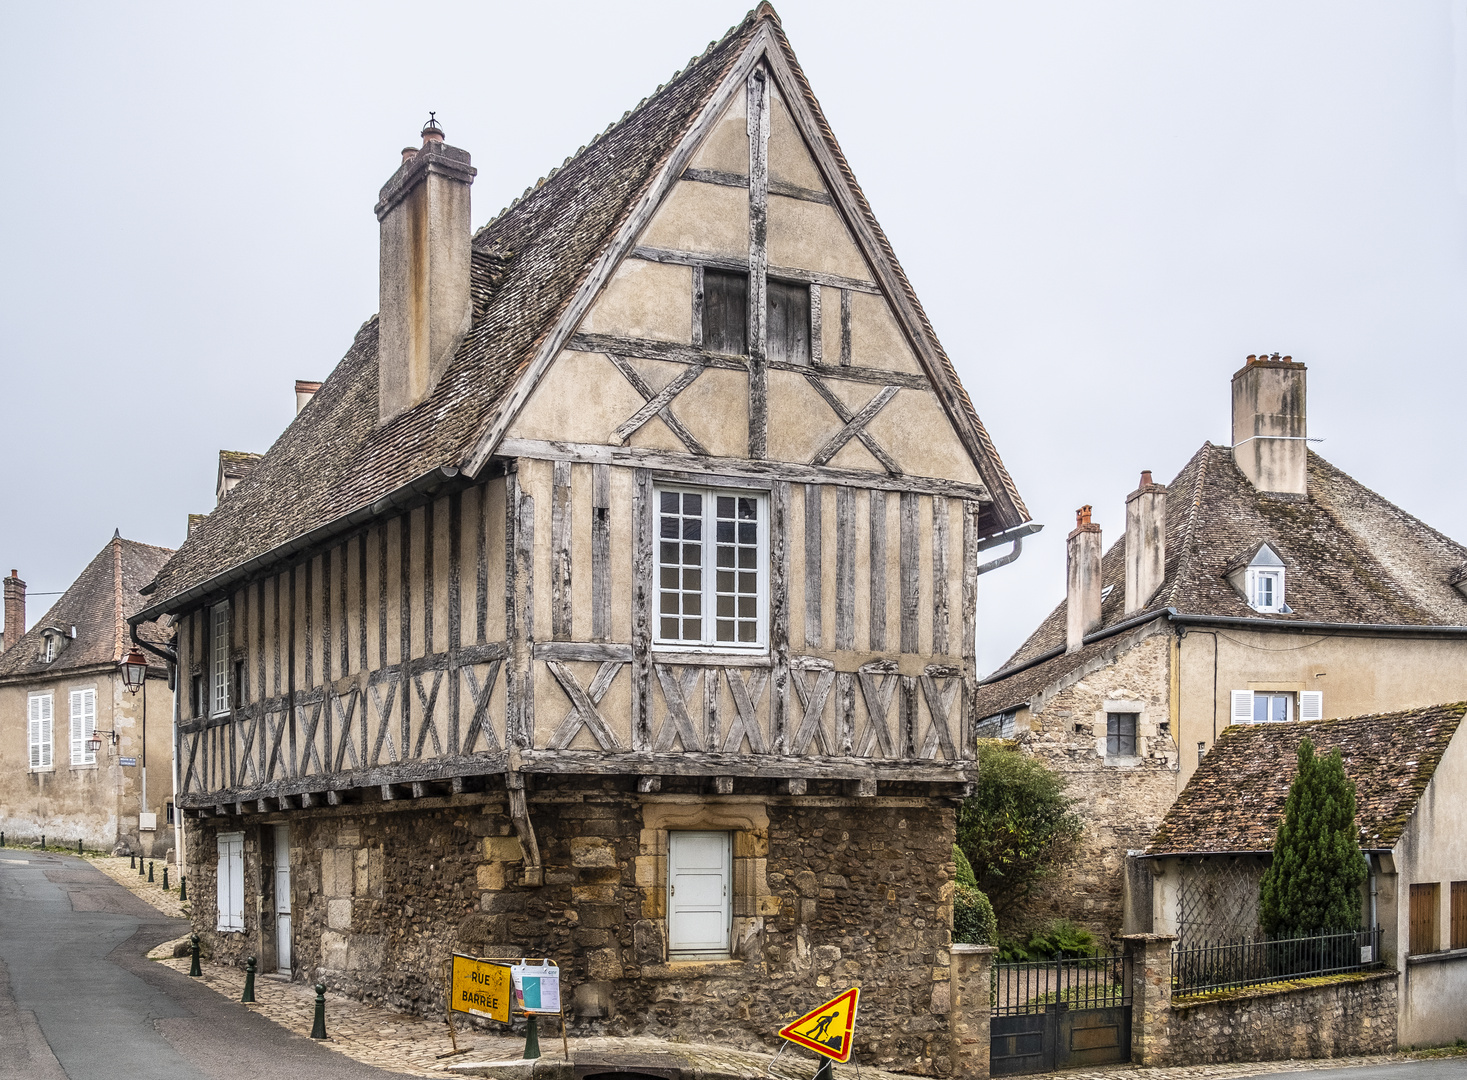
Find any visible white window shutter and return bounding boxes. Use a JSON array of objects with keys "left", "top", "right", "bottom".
[
  {"left": 1299, "top": 691, "right": 1323, "bottom": 721},
  {"left": 70, "top": 691, "right": 83, "bottom": 764},
  {"left": 1231, "top": 690, "right": 1254, "bottom": 725},
  {"left": 28, "top": 696, "right": 41, "bottom": 768},
  {"left": 40, "top": 695, "right": 52, "bottom": 768}
]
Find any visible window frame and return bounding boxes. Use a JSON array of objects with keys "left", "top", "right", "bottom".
[
  {"left": 1105, "top": 712, "right": 1139, "bottom": 758},
  {"left": 210, "top": 601, "right": 231, "bottom": 717},
  {"left": 1245, "top": 565, "right": 1286, "bottom": 613},
  {"left": 69, "top": 687, "right": 97, "bottom": 766},
  {"left": 652, "top": 484, "right": 769, "bottom": 653},
  {"left": 28, "top": 691, "right": 54, "bottom": 771},
  {"left": 1252, "top": 692, "right": 1292, "bottom": 724},
  {"left": 1452, "top": 881, "right": 1467, "bottom": 951}
]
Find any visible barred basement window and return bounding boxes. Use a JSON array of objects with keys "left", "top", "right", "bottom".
[{"left": 655, "top": 486, "right": 767, "bottom": 650}]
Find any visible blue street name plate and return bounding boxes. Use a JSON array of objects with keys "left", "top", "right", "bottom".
[{"left": 118, "top": 757, "right": 137, "bottom": 766}]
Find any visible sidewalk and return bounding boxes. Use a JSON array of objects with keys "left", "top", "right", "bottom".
[{"left": 91, "top": 853, "right": 1457, "bottom": 1079}]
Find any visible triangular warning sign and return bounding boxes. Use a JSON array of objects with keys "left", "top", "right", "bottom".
[{"left": 778, "top": 987, "right": 860, "bottom": 1063}]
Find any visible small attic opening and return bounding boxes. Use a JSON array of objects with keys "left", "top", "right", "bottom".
[{"left": 1226, "top": 543, "right": 1291, "bottom": 614}]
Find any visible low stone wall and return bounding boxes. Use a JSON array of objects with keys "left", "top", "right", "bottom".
[{"left": 1124, "top": 935, "right": 1398, "bottom": 1066}]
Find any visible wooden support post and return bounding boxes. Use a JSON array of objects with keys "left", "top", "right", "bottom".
[
  {"left": 714, "top": 776, "right": 734, "bottom": 795},
  {"left": 638, "top": 775, "right": 661, "bottom": 793}
]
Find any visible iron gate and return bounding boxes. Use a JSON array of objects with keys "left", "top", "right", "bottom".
[{"left": 990, "top": 953, "right": 1131, "bottom": 1075}]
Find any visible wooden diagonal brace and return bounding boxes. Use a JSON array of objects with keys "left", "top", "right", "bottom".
[
  {"left": 805, "top": 376, "right": 902, "bottom": 474},
  {"left": 506, "top": 772, "right": 543, "bottom": 887},
  {"left": 606, "top": 354, "right": 710, "bottom": 455}
]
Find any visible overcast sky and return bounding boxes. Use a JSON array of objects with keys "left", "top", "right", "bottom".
[{"left": 2, "top": 2, "right": 1465, "bottom": 674}]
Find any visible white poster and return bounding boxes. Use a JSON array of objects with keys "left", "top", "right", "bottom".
[{"left": 510, "top": 962, "right": 561, "bottom": 1013}]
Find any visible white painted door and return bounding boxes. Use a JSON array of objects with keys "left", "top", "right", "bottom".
[
  {"left": 273, "top": 825, "right": 291, "bottom": 973},
  {"left": 668, "top": 831, "right": 731, "bottom": 957}
]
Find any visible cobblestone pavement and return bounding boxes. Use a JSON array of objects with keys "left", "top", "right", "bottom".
[
  {"left": 92, "top": 853, "right": 1458, "bottom": 1080},
  {"left": 89, "top": 854, "right": 190, "bottom": 918}
]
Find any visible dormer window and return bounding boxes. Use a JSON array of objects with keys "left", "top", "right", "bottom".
[
  {"left": 1227, "top": 543, "right": 1290, "bottom": 613},
  {"left": 44, "top": 635, "right": 55, "bottom": 663}
]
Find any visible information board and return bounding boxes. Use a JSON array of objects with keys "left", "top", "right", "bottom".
[{"left": 510, "top": 960, "right": 561, "bottom": 1014}]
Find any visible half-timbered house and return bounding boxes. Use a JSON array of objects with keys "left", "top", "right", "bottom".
[{"left": 133, "top": 6, "right": 1031, "bottom": 1066}]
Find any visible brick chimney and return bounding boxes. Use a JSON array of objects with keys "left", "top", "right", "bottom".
[
  {"left": 294, "top": 380, "right": 322, "bottom": 415},
  {"left": 3, "top": 571, "right": 25, "bottom": 653},
  {"left": 1124, "top": 471, "right": 1167, "bottom": 615},
  {"left": 1066, "top": 507, "right": 1102, "bottom": 654},
  {"left": 1232, "top": 354, "right": 1307, "bottom": 495},
  {"left": 374, "top": 115, "right": 476, "bottom": 424}
]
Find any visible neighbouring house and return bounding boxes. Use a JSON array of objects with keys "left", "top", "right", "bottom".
[
  {"left": 1141, "top": 702, "right": 1467, "bottom": 1048},
  {"left": 0, "top": 535, "right": 175, "bottom": 857},
  {"left": 972, "top": 356, "right": 1467, "bottom": 942},
  {"left": 127, "top": 5, "right": 1034, "bottom": 1068}
]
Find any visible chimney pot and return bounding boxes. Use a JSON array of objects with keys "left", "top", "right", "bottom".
[
  {"left": 1232, "top": 354, "right": 1307, "bottom": 495},
  {"left": 400, "top": 146, "right": 417, "bottom": 164},
  {"left": 3, "top": 571, "right": 26, "bottom": 654},
  {"left": 1066, "top": 509, "right": 1102, "bottom": 653},
  {"left": 1125, "top": 473, "right": 1167, "bottom": 615},
  {"left": 375, "top": 119, "right": 476, "bottom": 423}
]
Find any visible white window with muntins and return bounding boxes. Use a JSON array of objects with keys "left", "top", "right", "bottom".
[
  {"left": 69, "top": 688, "right": 96, "bottom": 765},
  {"left": 211, "top": 602, "right": 230, "bottom": 716},
  {"left": 28, "top": 692, "right": 53, "bottom": 770},
  {"left": 655, "top": 486, "right": 767, "bottom": 651},
  {"left": 216, "top": 832, "right": 245, "bottom": 932},
  {"left": 667, "top": 831, "right": 732, "bottom": 957},
  {"left": 1230, "top": 689, "right": 1323, "bottom": 725}
]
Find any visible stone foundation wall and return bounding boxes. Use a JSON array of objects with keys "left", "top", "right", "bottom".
[
  {"left": 1011, "top": 629, "right": 1178, "bottom": 942},
  {"left": 185, "top": 778, "right": 959, "bottom": 1074}
]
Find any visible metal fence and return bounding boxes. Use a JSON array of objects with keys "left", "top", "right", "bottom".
[
  {"left": 991, "top": 952, "right": 1129, "bottom": 1016},
  {"left": 1171, "top": 927, "right": 1382, "bottom": 996}
]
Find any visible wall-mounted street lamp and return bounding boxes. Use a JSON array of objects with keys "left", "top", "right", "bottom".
[
  {"left": 120, "top": 645, "right": 148, "bottom": 695},
  {"left": 85, "top": 729, "right": 118, "bottom": 755}
]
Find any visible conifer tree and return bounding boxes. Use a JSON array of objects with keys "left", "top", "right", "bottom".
[{"left": 1259, "top": 738, "right": 1368, "bottom": 936}]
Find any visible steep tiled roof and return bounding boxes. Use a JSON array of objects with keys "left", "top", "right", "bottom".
[
  {"left": 1147, "top": 702, "right": 1467, "bottom": 854},
  {"left": 975, "top": 444, "right": 1467, "bottom": 718},
  {"left": 0, "top": 535, "right": 173, "bottom": 683},
  {"left": 138, "top": 4, "right": 1026, "bottom": 617}
]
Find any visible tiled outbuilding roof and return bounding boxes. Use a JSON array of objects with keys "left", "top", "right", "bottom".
[
  {"left": 974, "top": 444, "right": 1467, "bottom": 719},
  {"left": 1146, "top": 702, "right": 1467, "bottom": 854},
  {"left": 0, "top": 535, "right": 173, "bottom": 683},
  {"left": 138, "top": 4, "right": 1026, "bottom": 618}
]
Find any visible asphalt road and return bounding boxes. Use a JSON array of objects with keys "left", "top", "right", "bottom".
[
  {"left": 0, "top": 850, "right": 416, "bottom": 1080},
  {"left": 1252, "top": 1062, "right": 1467, "bottom": 1080}
]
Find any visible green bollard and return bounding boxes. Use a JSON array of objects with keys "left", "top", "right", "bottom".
[
  {"left": 77, "top": 839, "right": 82, "bottom": 855},
  {"left": 179, "top": 876, "right": 187, "bottom": 902},
  {"left": 1, "top": 831, "right": 5, "bottom": 847},
  {"left": 241, "top": 956, "right": 256, "bottom": 1003},
  {"left": 41, "top": 834, "right": 45, "bottom": 849},
  {"left": 148, "top": 861, "right": 154, "bottom": 883},
  {"left": 188, "top": 934, "right": 202, "bottom": 977},
  {"left": 130, "top": 854, "right": 136, "bottom": 869},
  {"left": 310, "top": 984, "right": 328, "bottom": 1039},
  {"left": 523, "top": 1014, "right": 541, "bottom": 1060},
  {"left": 138, "top": 857, "right": 145, "bottom": 876},
  {"left": 163, "top": 867, "right": 169, "bottom": 890}
]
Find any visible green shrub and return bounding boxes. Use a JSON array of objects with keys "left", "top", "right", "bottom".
[
  {"left": 957, "top": 742, "right": 1083, "bottom": 920},
  {"left": 953, "top": 885, "right": 998, "bottom": 945},
  {"left": 1259, "top": 738, "right": 1368, "bottom": 936},
  {"left": 953, "top": 844, "right": 977, "bottom": 887},
  {"left": 995, "top": 919, "right": 1097, "bottom": 961}
]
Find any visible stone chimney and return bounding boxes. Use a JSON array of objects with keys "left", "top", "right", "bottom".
[
  {"left": 295, "top": 380, "right": 322, "bottom": 415},
  {"left": 3, "top": 571, "right": 25, "bottom": 653},
  {"left": 1232, "top": 354, "right": 1307, "bottom": 495},
  {"left": 374, "top": 115, "right": 476, "bottom": 424},
  {"left": 1066, "top": 507, "right": 1102, "bottom": 654},
  {"left": 1124, "top": 471, "right": 1167, "bottom": 615}
]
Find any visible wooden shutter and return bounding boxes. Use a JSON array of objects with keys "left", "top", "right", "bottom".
[
  {"left": 217, "top": 833, "right": 245, "bottom": 932},
  {"left": 1299, "top": 691, "right": 1323, "bottom": 721},
  {"left": 1409, "top": 882, "right": 1440, "bottom": 954},
  {"left": 70, "top": 689, "right": 96, "bottom": 765},
  {"left": 1452, "top": 882, "right": 1467, "bottom": 951},
  {"left": 767, "top": 279, "right": 811, "bottom": 364},
  {"left": 668, "top": 831, "right": 731, "bottom": 956},
  {"left": 1230, "top": 690, "right": 1254, "bottom": 726},
  {"left": 702, "top": 270, "right": 748, "bottom": 356},
  {"left": 28, "top": 695, "right": 43, "bottom": 768}
]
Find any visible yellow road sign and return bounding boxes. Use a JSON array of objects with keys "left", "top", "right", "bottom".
[
  {"left": 449, "top": 954, "right": 511, "bottom": 1023},
  {"left": 778, "top": 987, "right": 860, "bottom": 1062}
]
